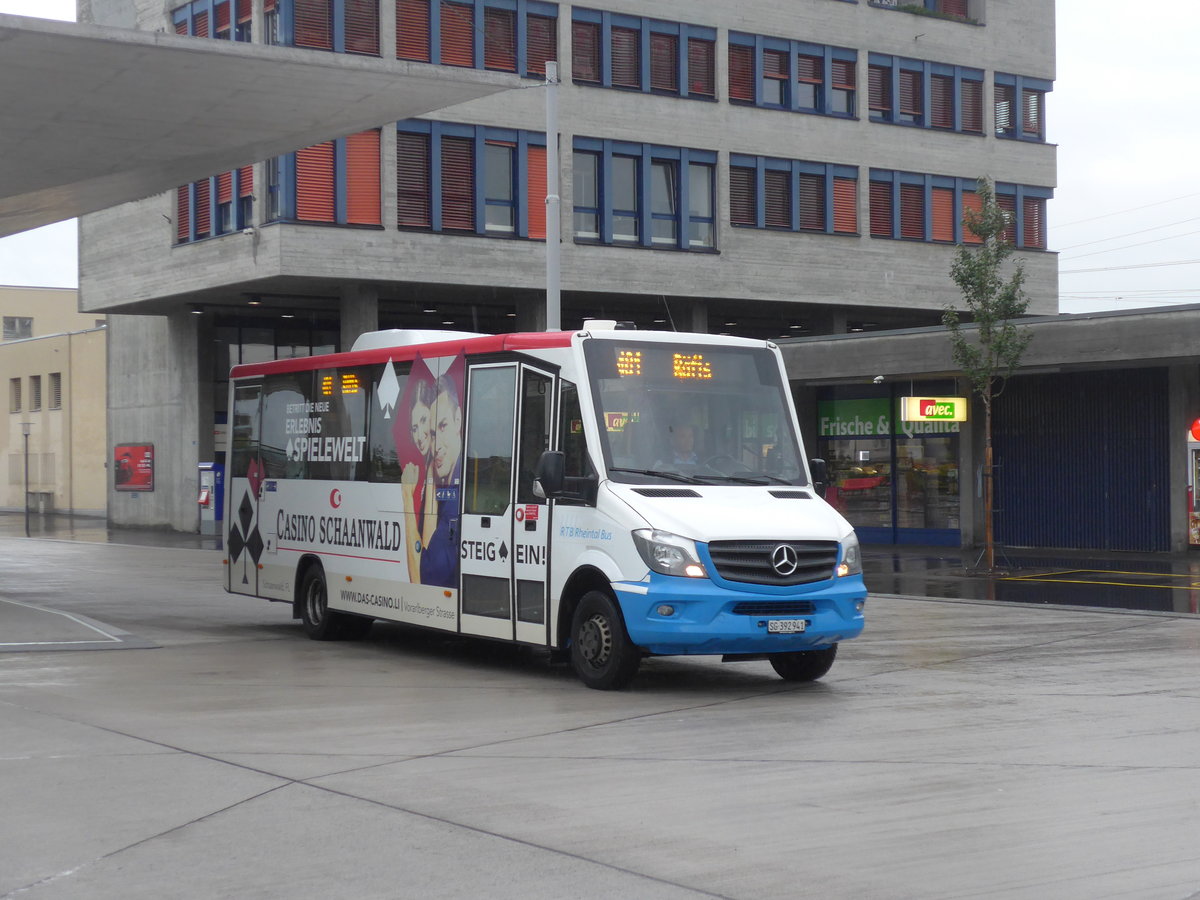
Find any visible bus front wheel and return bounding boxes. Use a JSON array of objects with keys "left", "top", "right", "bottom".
[
  {"left": 569, "top": 591, "right": 641, "bottom": 690},
  {"left": 769, "top": 644, "right": 837, "bottom": 682}
]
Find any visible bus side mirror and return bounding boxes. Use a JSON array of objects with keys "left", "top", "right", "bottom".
[
  {"left": 809, "top": 458, "right": 828, "bottom": 499},
  {"left": 534, "top": 450, "right": 598, "bottom": 505},
  {"left": 533, "top": 451, "right": 565, "bottom": 498}
]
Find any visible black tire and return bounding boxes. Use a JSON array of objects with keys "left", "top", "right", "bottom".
[
  {"left": 569, "top": 590, "right": 641, "bottom": 690},
  {"left": 769, "top": 644, "right": 837, "bottom": 682},
  {"left": 300, "top": 566, "right": 345, "bottom": 641}
]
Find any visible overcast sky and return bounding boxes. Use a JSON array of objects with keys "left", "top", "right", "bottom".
[{"left": 1, "top": 0, "right": 1196, "bottom": 314}]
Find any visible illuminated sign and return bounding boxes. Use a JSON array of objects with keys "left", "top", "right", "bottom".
[
  {"left": 341, "top": 373, "right": 361, "bottom": 395},
  {"left": 321, "top": 375, "right": 334, "bottom": 396},
  {"left": 901, "top": 396, "right": 968, "bottom": 422},
  {"left": 673, "top": 353, "right": 713, "bottom": 380},
  {"left": 321, "top": 372, "right": 362, "bottom": 396},
  {"left": 616, "top": 350, "right": 643, "bottom": 377}
]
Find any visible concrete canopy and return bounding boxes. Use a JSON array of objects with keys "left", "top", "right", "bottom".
[{"left": 0, "top": 13, "right": 519, "bottom": 238}]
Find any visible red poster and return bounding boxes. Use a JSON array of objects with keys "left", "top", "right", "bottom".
[{"left": 114, "top": 443, "right": 155, "bottom": 492}]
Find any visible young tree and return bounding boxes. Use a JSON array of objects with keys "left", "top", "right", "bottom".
[{"left": 943, "top": 179, "right": 1032, "bottom": 572}]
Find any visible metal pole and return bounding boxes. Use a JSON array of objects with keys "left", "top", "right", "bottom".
[
  {"left": 544, "top": 61, "right": 561, "bottom": 332},
  {"left": 21, "top": 423, "right": 31, "bottom": 538}
]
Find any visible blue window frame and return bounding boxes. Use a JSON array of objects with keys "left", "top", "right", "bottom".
[
  {"left": 994, "top": 73, "right": 1051, "bottom": 142},
  {"left": 868, "top": 54, "right": 983, "bottom": 134},
  {"left": 264, "top": 0, "right": 380, "bottom": 55},
  {"left": 572, "top": 138, "right": 716, "bottom": 251},
  {"left": 395, "top": 120, "right": 548, "bottom": 239},
  {"left": 397, "top": 0, "right": 559, "bottom": 80},
  {"left": 176, "top": 168, "right": 254, "bottom": 244},
  {"left": 727, "top": 32, "right": 857, "bottom": 119},
  {"left": 172, "top": 0, "right": 252, "bottom": 41},
  {"left": 729, "top": 155, "right": 859, "bottom": 236},
  {"left": 571, "top": 8, "right": 716, "bottom": 100}
]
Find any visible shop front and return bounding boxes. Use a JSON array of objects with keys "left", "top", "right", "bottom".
[{"left": 817, "top": 384, "right": 961, "bottom": 546}]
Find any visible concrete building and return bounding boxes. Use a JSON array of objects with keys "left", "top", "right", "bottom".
[
  {"left": 1, "top": 286, "right": 108, "bottom": 517},
  {"left": 77, "top": 0, "right": 1056, "bottom": 531}
]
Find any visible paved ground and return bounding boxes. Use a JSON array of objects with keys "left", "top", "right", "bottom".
[{"left": 1, "top": 529, "right": 1199, "bottom": 899}]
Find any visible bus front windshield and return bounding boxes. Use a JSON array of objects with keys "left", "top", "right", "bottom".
[{"left": 583, "top": 339, "right": 808, "bottom": 487}]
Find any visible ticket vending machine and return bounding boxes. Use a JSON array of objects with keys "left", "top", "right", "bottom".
[{"left": 198, "top": 462, "right": 224, "bottom": 535}]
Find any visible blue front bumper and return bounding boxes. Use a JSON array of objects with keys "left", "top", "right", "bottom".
[{"left": 612, "top": 572, "right": 867, "bottom": 656}]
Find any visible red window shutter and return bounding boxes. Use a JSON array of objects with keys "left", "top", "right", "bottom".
[
  {"left": 798, "top": 173, "right": 824, "bottom": 231},
  {"left": 344, "top": 0, "right": 379, "bottom": 55},
  {"left": 1022, "top": 197, "right": 1044, "bottom": 249},
  {"left": 940, "top": 0, "right": 968, "bottom": 18},
  {"left": 296, "top": 142, "right": 336, "bottom": 222},
  {"left": 526, "top": 145, "right": 547, "bottom": 240},
  {"left": 346, "top": 130, "right": 381, "bottom": 225},
  {"left": 832, "top": 177, "right": 857, "bottom": 234},
  {"left": 764, "top": 170, "right": 790, "bottom": 228},
  {"left": 215, "top": 1, "right": 231, "bottom": 35},
  {"left": 729, "top": 166, "right": 755, "bottom": 226},
  {"left": 264, "top": 0, "right": 276, "bottom": 12},
  {"left": 397, "top": 132, "right": 432, "bottom": 227},
  {"left": 440, "top": 1, "right": 473, "bottom": 66},
  {"left": 831, "top": 59, "right": 855, "bottom": 91},
  {"left": 237, "top": 0, "right": 252, "bottom": 23},
  {"left": 899, "top": 184, "right": 924, "bottom": 239},
  {"left": 869, "top": 181, "right": 892, "bottom": 237},
  {"left": 176, "top": 186, "right": 191, "bottom": 242},
  {"left": 397, "top": 0, "right": 430, "bottom": 61},
  {"left": 930, "top": 74, "right": 953, "bottom": 128},
  {"left": 440, "top": 136, "right": 475, "bottom": 231},
  {"left": 868, "top": 64, "right": 890, "bottom": 113},
  {"left": 899, "top": 70, "right": 922, "bottom": 119},
  {"left": 728, "top": 44, "right": 754, "bottom": 102},
  {"left": 931, "top": 187, "right": 954, "bottom": 241},
  {"left": 961, "top": 79, "right": 983, "bottom": 133},
  {"left": 526, "top": 14, "right": 556, "bottom": 77},
  {"left": 797, "top": 54, "right": 821, "bottom": 86},
  {"left": 997, "top": 194, "right": 1017, "bottom": 244},
  {"left": 194, "top": 10, "right": 209, "bottom": 37},
  {"left": 762, "top": 48, "right": 787, "bottom": 79},
  {"left": 961, "top": 190, "right": 983, "bottom": 244},
  {"left": 649, "top": 33, "right": 678, "bottom": 93},
  {"left": 687, "top": 37, "right": 715, "bottom": 98},
  {"left": 572, "top": 21, "right": 600, "bottom": 83},
  {"left": 610, "top": 26, "right": 640, "bottom": 89},
  {"left": 238, "top": 165, "right": 254, "bottom": 197},
  {"left": 195, "top": 179, "right": 212, "bottom": 236},
  {"left": 218, "top": 171, "right": 234, "bottom": 205},
  {"left": 294, "top": 0, "right": 332, "bottom": 49},
  {"left": 483, "top": 7, "right": 516, "bottom": 71},
  {"left": 175, "top": 19, "right": 187, "bottom": 35}
]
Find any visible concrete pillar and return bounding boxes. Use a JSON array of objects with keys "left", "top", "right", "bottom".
[
  {"left": 340, "top": 283, "right": 379, "bottom": 349},
  {"left": 516, "top": 292, "right": 547, "bottom": 333},
  {"left": 808, "top": 308, "right": 849, "bottom": 335},
  {"left": 686, "top": 300, "right": 708, "bottom": 334}
]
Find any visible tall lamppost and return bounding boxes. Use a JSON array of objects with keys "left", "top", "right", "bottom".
[{"left": 20, "top": 421, "right": 32, "bottom": 537}]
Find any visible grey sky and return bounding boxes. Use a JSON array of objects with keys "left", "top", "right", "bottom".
[{"left": 1, "top": 0, "right": 1196, "bottom": 314}]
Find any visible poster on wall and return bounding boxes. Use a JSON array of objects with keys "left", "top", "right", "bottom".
[{"left": 114, "top": 443, "right": 154, "bottom": 492}]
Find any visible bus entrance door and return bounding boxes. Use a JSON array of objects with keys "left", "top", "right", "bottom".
[{"left": 459, "top": 363, "right": 553, "bottom": 644}]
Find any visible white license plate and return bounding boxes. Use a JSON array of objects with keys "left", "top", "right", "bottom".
[{"left": 767, "top": 619, "right": 807, "bottom": 634}]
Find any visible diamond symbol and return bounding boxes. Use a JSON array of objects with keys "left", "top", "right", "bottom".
[
  {"left": 246, "top": 526, "right": 264, "bottom": 565},
  {"left": 238, "top": 492, "right": 254, "bottom": 535},
  {"left": 228, "top": 522, "right": 245, "bottom": 562}
]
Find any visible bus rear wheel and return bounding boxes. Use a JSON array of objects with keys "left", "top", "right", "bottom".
[
  {"left": 769, "top": 644, "right": 837, "bottom": 682},
  {"left": 570, "top": 590, "right": 640, "bottom": 690},
  {"left": 300, "top": 566, "right": 371, "bottom": 641}
]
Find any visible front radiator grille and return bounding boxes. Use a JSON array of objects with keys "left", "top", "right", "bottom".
[
  {"left": 707, "top": 540, "right": 839, "bottom": 586},
  {"left": 730, "top": 600, "right": 817, "bottom": 616}
]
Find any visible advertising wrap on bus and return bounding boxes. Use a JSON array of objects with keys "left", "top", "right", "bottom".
[{"left": 224, "top": 327, "right": 866, "bottom": 689}]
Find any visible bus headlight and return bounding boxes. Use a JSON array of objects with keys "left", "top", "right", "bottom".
[
  {"left": 837, "top": 535, "right": 862, "bottom": 577},
  {"left": 632, "top": 529, "right": 707, "bottom": 578}
]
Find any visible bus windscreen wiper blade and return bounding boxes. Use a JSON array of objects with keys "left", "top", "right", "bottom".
[
  {"left": 693, "top": 473, "right": 794, "bottom": 485},
  {"left": 608, "top": 467, "right": 706, "bottom": 485}
]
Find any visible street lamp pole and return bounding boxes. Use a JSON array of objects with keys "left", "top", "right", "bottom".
[
  {"left": 20, "top": 421, "right": 31, "bottom": 538},
  {"left": 544, "top": 60, "right": 560, "bottom": 332}
]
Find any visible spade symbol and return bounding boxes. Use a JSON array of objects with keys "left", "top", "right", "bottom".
[{"left": 499, "top": 541, "right": 509, "bottom": 562}]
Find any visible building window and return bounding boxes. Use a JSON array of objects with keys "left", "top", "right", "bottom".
[
  {"left": 869, "top": 54, "right": 983, "bottom": 134},
  {"left": 869, "top": 170, "right": 1050, "bottom": 249},
  {"left": 173, "top": 1, "right": 252, "bottom": 41},
  {"left": 995, "top": 73, "right": 1050, "bottom": 141},
  {"left": 571, "top": 9, "right": 716, "bottom": 102},
  {"left": 728, "top": 156, "right": 858, "bottom": 236},
  {"left": 29, "top": 375, "right": 41, "bottom": 412},
  {"left": 728, "top": 33, "right": 856, "bottom": 118},
  {"left": 49, "top": 373, "right": 62, "bottom": 410},
  {"left": 176, "top": 166, "right": 254, "bottom": 243},
  {"left": 3, "top": 317, "right": 32, "bottom": 341},
  {"left": 398, "top": 0, "right": 557, "bottom": 79},
  {"left": 870, "top": 0, "right": 974, "bottom": 22},
  {"left": 263, "top": 130, "right": 381, "bottom": 227},
  {"left": 572, "top": 138, "right": 716, "bottom": 251},
  {"left": 396, "top": 121, "right": 548, "bottom": 240},
  {"left": 9, "top": 378, "right": 20, "bottom": 413},
  {"left": 257, "top": 0, "right": 379, "bottom": 55}
]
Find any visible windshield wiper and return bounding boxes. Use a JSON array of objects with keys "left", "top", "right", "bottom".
[
  {"left": 608, "top": 467, "right": 706, "bottom": 485},
  {"left": 693, "top": 473, "right": 795, "bottom": 486}
]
